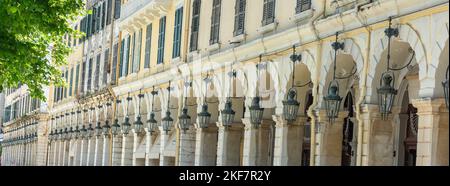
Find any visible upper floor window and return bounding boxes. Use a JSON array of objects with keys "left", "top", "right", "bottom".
[
  {"left": 190, "top": 0, "right": 201, "bottom": 52},
  {"left": 262, "top": 0, "right": 276, "bottom": 26},
  {"left": 210, "top": 0, "right": 221, "bottom": 45},
  {"left": 234, "top": 0, "right": 246, "bottom": 37},
  {"left": 296, "top": 0, "right": 311, "bottom": 14},
  {"left": 157, "top": 16, "right": 167, "bottom": 64},
  {"left": 144, "top": 24, "right": 153, "bottom": 68},
  {"left": 173, "top": 7, "right": 183, "bottom": 58}
]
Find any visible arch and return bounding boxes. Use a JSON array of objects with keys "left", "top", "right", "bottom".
[
  {"left": 318, "top": 38, "right": 363, "bottom": 107},
  {"left": 429, "top": 17, "right": 449, "bottom": 80},
  {"left": 367, "top": 23, "right": 427, "bottom": 100}
]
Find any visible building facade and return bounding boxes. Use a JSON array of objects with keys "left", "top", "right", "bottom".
[{"left": 1, "top": 0, "right": 449, "bottom": 166}]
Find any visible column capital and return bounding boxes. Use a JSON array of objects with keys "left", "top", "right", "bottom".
[
  {"left": 412, "top": 98, "right": 447, "bottom": 114},
  {"left": 316, "top": 110, "right": 348, "bottom": 123}
]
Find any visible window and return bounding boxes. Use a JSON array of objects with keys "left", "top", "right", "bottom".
[
  {"left": 144, "top": 24, "right": 152, "bottom": 68},
  {"left": 92, "top": 7, "right": 97, "bottom": 34},
  {"left": 74, "top": 25, "right": 78, "bottom": 46},
  {"left": 95, "top": 54, "right": 101, "bottom": 90},
  {"left": 64, "top": 70, "right": 68, "bottom": 98},
  {"left": 190, "top": 0, "right": 201, "bottom": 52},
  {"left": 157, "top": 16, "right": 166, "bottom": 64},
  {"left": 87, "top": 58, "right": 93, "bottom": 91},
  {"left": 69, "top": 68, "right": 74, "bottom": 97},
  {"left": 296, "top": 0, "right": 311, "bottom": 14},
  {"left": 262, "top": 0, "right": 276, "bottom": 26},
  {"left": 87, "top": 13, "right": 92, "bottom": 37},
  {"left": 119, "top": 38, "right": 125, "bottom": 77},
  {"left": 173, "top": 7, "right": 183, "bottom": 58},
  {"left": 210, "top": 0, "right": 221, "bottom": 45},
  {"left": 111, "top": 43, "right": 118, "bottom": 83},
  {"left": 102, "top": 1, "right": 106, "bottom": 29},
  {"left": 131, "top": 32, "right": 136, "bottom": 72},
  {"left": 120, "top": 36, "right": 131, "bottom": 76},
  {"left": 75, "top": 64, "right": 80, "bottom": 95},
  {"left": 132, "top": 29, "right": 142, "bottom": 73},
  {"left": 107, "top": 0, "right": 113, "bottom": 25},
  {"left": 103, "top": 49, "right": 110, "bottom": 86},
  {"left": 114, "top": 0, "right": 121, "bottom": 19},
  {"left": 80, "top": 61, "right": 86, "bottom": 93},
  {"left": 234, "top": 0, "right": 246, "bottom": 36}
]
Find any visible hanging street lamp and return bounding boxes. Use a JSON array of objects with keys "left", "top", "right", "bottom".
[
  {"left": 198, "top": 74, "right": 212, "bottom": 129},
  {"left": 443, "top": 66, "right": 449, "bottom": 109},
  {"left": 79, "top": 125, "right": 87, "bottom": 139},
  {"left": 103, "top": 103, "right": 112, "bottom": 136},
  {"left": 95, "top": 105, "right": 103, "bottom": 137},
  {"left": 324, "top": 32, "right": 344, "bottom": 122},
  {"left": 377, "top": 17, "right": 403, "bottom": 120},
  {"left": 249, "top": 55, "right": 265, "bottom": 127},
  {"left": 283, "top": 46, "right": 302, "bottom": 122},
  {"left": 134, "top": 90, "right": 144, "bottom": 134},
  {"left": 111, "top": 99, "right": 121, "bottom": 136},
  {"left": 179, "top": 82, "right": 192, "bottom": 133},
  {"left": 147, "top": 87, "right": 159, "bottom": 133},
  {"left": 162, "top": 81, "right": 174, "bottom": 134},
  {"left": 221, "top": 69, "right": 237, "bottom": 127},
  {"left": 122, "top": 94, "right": 132, "bottom": 135}
]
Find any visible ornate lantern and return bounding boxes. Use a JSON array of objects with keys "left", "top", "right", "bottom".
[
  {"left": 95, "top": 122, "right": 102, "bottom": 137},
  {"left": 324, "top": 80, "right": 343, "bottom": 121},
  {"left": 179, "top": 82, "right": 192, "bottom": 133},
  {"left": 249, "top": 97, "right": 264, "bottom": 126},
  {"left": 221, "top": 70, "right": 236, "bottom": 127},
  {"left": 102, "top": 103, "right": 112, "bottom": 136},
  {"left": 377, "top": 17, "right": 400, "bottom": 120},
  {"left": 111, "top": 99, "right": 121, "bottom": 136},
  {"left": 221, "top": 99, "right": 235, "bottom": 127},
  {"left": 79, "top": 125, "right": 87, "bottom": 139},
  {"left": 147, "top": 88, "right": 159, "bottom": 133},
  {"left": 122, "top": 95, "right": 132, "bottom": 135},
  {"left": 87, "top": 123, "right": 94, "bottom": 138},
  {"left": 162, "top": 81, "right": 174, "bottom": 134},
  {"left": 134, "top": 91, "right": 144, "bottom": 133},
  {"left": 443, "top": 67, "right": 449, "bottom": 109},
  {"left": 283, "top": 46, "right": 302, "bottom": 122},
  {"left": 198, "top": 75, "right": 212, "bottom": 129},
  {"left": 74, "top": 125, "right": 80, "bottom": 139},
  {"left": 324, "top": 33, "right": 344, "bottom": 121},
  {"left": 283, "top": 88, "right": 300, "bottom": 122},
  {"left": 249, "top": 55, "right": 265, "bottom": 127},
  {"left": 378, "top": 71, "right": 397, "bottom": 120}
]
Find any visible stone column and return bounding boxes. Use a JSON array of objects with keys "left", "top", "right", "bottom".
[
  {"left": 54, "top": 140, "right": 60, "bottom": 166},
  {"left": 273, "top": 115, "right": 305, "bottom": 166},
  {"left": 413, "top": 99, "right": 449, "bottom": 166},
  {"left": 314, "top": 111, "right": 347, "bottom": 166},
  {"left": 121, "top": 133, "right": 133, "bottom": 166},
  {"left": 159, "top": 128, "right": 173, "bottom": 166},
  {"left": 216, "top": 122, "right": 243, "bottom": 166},
  {"left": 111, "top": 135, "right": 122, "bottom": 166},
  {"left": 73, "top": 139, "right": 81, "bottom": 166},
  {"left": 242, "top": 118, "right": 273, "bottom": 166},
  {"left": 94, "top": 136, "right": 104, "bottom": 166},
  {"left": 102, "top": 135, "right": 111, "bottom": 166},
  {"left": 178, "top": 126, "right": 196, "bottom": 166},
  {"left": 87, "top": 137, "right": 95, "bottom": 166},
  {"left": 80, "top": 138, "right": 88, "bottom": 166},
  {"left": 359, "top": 104, "right": 397, "bottom": 166},
  {"left": 194, "top": 125, "right": 218, "bottom": 166},
  {"left": 62, "top": 140, "right": 68, "bottom": 166}
]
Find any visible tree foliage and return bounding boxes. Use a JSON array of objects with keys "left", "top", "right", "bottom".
[{"left": 0, "top": 0, "right": 85, "bottom": 101}]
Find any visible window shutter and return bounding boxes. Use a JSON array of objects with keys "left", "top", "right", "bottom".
[
  {"left": 92, "top": 7, "right": 97, "bottom": 34},
  {"left": 114, "top": 0, "right": 121, "bottom": 19},
  {"left": 95, "top": 54, "right": 101, "bottom": 90},
  {"left": 75, "top": 64, "right": 80, "bottom": 95},
  {"left": 233, "top": 0, "right": 246, "bottom": 36},
  {"left": 80, "top": 61, "right": 86, "bottom": 94},
  {"left": 144, "top": 24, "right": 152, "bottom": 68},
  {"left": 210, "top": 0, "right": 221, "bottom": 45},
  {"left": 172, "top": 7, "right": 183, "bottom": 59},
  {"left": 102, "top": 1, "right": 107, "bottom": 29},
  {"left": 119, "top": 39, "right": 125, "bottom": 77},
  {"left": 131, "top": 32, "right": 136, "bottom": 72},
  {"left": 262, "top": 0, "right": 275, "bottom": 26},
  {"left": 190, "top": 0, "right": 201, "bottom": 52},
  {"left": 157, "top": 17, "right": 166, "bottom": 64},
  {"left": 112, "top": 43, "right": 118, "bottom": 84},
  {"left": 296, "top": 0, "right": 311, "bottom": 14},
  {"left": 125, "top": 35, "right": 131, "bottom": 75},
  {"left": 69, "top": 68, "right": 74, "bottom": 97},
  {"left": 107, "top": 0, "right": 113, "bottom": 25},
  {"left": 87, "top": 58, "right": 93, "bottom": 91}
]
